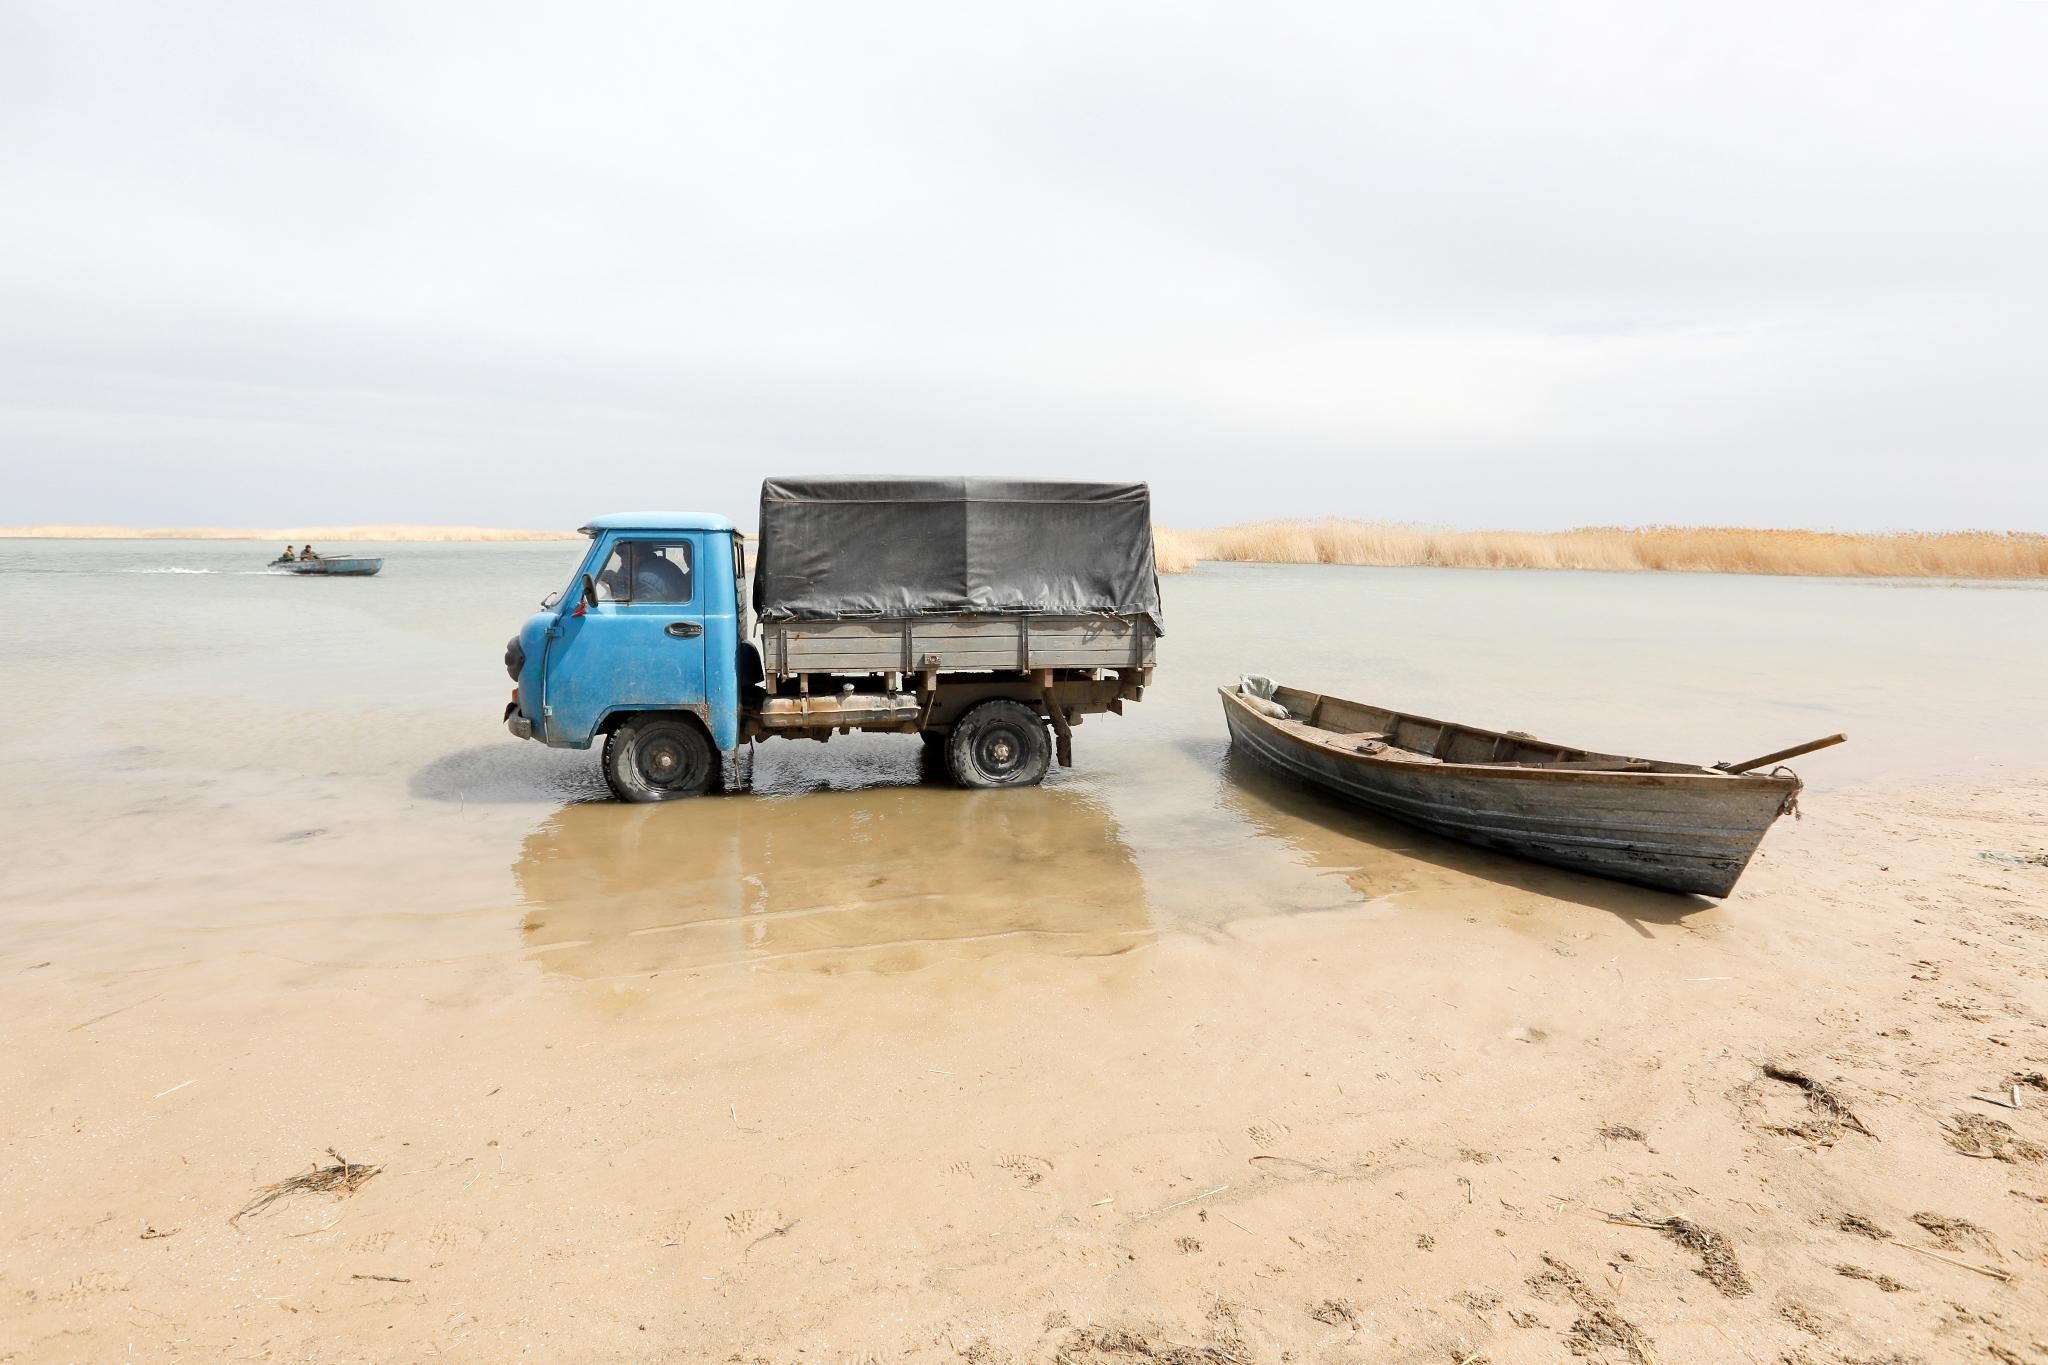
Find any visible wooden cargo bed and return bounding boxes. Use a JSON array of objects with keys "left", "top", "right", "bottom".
[{"left": 760, "top": 614, "right": 1157, "bottom": 680}]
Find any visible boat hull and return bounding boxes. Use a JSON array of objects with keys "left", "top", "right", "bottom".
[
  {"left": 272, "top": 558, "right": 383, "bottom": 577},
  {"left": 1221, "top": 688, "right": 1795, "bottom": 897}
]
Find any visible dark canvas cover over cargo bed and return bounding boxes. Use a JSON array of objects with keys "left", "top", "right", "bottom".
[{"left": 753, "top": 478, "right": 1163, "bottom": 631}]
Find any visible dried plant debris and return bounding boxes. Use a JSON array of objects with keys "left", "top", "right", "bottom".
[
  {"left": 1836, "top": 1264, "right": 1912, "bottom": 1293},
  {"left": 1604, "top": 1213, "right": 1753, "bottom": 1297},
  {"left": 1776, "top": 1300, "right": 1828, "bottom": 1337},
  {"left": 1597, "top": 1124, "right": 1646, "bottom": 1143},
  {"left": 1052, "top": 1324, "right": 1250, "bottom": 1365},
  {"left": 1564, "top": 1307, "right": 1653, "bottom": 1361},
  {"left": 1307, "top": 1298, "right": 1358, "bottom": 1328},
  {"left": 1837, "top": 1212, "right": 1890, "bottom": 1240},
  {"left": 1769, "top": 1118, "right": 1849, "bottom": 1148},
  {"left": 1761, "top": 1062, "right": 1876, "bottom": 1140},
  {"left": 2008, "top": 1071, "right": 2048, "bottom": 1093},
  {"left": 1943, "top": 1114, "right": 2046, "bottom": 1164},
  {"left": 1909, "top": 1212, "right": 1997, "bottom": 1255},
  {"left": 1528, "top": 1255, "right": 1655, "bottom": 1365},
  {"left": 232, "top": 1148, "right": 381, "bottom": 1225},
  {"left": 1977, "top": 850, "right": 2048, "bottom": 868}
]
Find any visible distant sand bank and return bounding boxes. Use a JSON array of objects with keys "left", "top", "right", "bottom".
[
  {"left": 1, "top": 524, "right": 581, "bottom": 542},
  {"left": 14, "top": 521, "right": 2045, "bottom": 580},
  {"left": 1154, "top": 521, "right": 2048, "bottom": 578}
]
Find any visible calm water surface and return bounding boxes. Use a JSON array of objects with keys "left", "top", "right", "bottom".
[{"left": 3, "top": 539, "right": 2042, "bottom": 977}]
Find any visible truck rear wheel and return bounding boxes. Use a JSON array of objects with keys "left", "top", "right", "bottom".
[
  {"left": 603, "top": 714, "right": 717, "bottom": 802},
  {"left": 945, "top": 700, "right": 1051, "bottom": 789}
]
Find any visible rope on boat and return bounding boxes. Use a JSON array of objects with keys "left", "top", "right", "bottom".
[{"left": 1771, "top": 767, "right": 1803, "bottom": 819}]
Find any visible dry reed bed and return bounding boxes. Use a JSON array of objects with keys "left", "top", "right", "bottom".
[{"left": 1152, "top": 522, "right": 2048, "bottom": 579}]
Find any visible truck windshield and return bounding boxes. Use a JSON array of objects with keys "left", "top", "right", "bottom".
[{"left": 594, "top": 541, "right": 694, "bottom": 605}]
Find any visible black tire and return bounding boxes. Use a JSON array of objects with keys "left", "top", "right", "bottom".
[
  {"left": 602, "top": 714, "right": 717, "bottom": 802},
  {"left": 945, "top": 700, "right": 1051, "bottom": 789}
]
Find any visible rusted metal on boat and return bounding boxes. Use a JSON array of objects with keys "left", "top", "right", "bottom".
[{"left": 1220, "top": 683, "right": 1837, "bottom": 897}]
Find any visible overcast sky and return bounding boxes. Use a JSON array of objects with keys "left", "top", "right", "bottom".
[{"left": 2, "top": 2, "right": 2043, "bottom": 531}]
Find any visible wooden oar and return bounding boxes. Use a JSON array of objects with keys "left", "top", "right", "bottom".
[{"left": 1717, "top": 733, "right": 1847, "bottom": 774}]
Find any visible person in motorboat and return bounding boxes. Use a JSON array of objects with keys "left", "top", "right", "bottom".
[
  {"left": 278, "top": 546, "right": 296, "bottom": 562},
  {"left": 299, "top": 544, "right": 319, "bottom": 561}
]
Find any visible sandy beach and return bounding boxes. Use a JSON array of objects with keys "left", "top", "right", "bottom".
[
  {"left": 5, "top": 773, "right": 2045, "bottom": 1363},
  {"left": 3, "top": 544, "right": 2044, "bottom": 1363}
]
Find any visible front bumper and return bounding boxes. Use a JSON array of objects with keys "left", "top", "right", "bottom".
[{"left": 504, "top": 701, "right": 534, "bottom": 741}]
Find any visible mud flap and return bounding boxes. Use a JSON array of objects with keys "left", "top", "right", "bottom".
[{"left": 1042, "top": 688, "right": 1074, "bottom": 768}]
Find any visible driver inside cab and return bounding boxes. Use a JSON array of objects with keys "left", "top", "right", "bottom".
[{"left": 595, "top": 543, "right": 691, "bottom": 604}]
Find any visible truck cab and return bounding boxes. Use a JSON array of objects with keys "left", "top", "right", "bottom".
[
  {"left": 504, "top": 514, "right": 749, "bottom": 797},
  {"left": 504, "top": 481, "right": 1161, "bottom": 802}
]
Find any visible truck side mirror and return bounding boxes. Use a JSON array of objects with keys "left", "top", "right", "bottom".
[{"left": 580, "top": 573, "right": 599, "bottom": 611}]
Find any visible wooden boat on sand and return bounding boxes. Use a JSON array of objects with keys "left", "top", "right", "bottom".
[
  {"left": 1220, "top": 682, "right": 1843, "bottom": 897},
  {"left": 269, "top": 555, "right": 383, "bottom": 577}
]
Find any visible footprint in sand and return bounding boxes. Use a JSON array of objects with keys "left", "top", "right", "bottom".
[
  {"left": 994, "top": 1154, "right": 1053, "bottom": 1187},
  {"left": 45, "top": 1271, "right": 129, "bottom": 1304},
  {"left": 724, "top": 1208, "right": 773, "bottom": 1238},
  {"left": 349, "top": 1230, "right": 394, "bottom": 1255},
  {"left": 427, "top": 1222, "right": 487, "bottom": 1253},
  {"left": 1247, "top": 1121, "right": 1290, "bottom": 1150}
]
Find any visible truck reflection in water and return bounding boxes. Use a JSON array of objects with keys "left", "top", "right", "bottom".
[{"left": 514, "top": 784, "right": 1152, "bottom": 977}]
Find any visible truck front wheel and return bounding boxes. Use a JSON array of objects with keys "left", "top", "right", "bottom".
[
  {"left": 603, "top": 714, "right": 717, "bottom": 802},
  {"left": 946, "top": 700, "right": 1051, "bottom": 789}
]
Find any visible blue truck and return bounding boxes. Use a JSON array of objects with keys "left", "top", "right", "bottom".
[{"left": 502, "top": 478, "right": 1162, "bottom": 800}]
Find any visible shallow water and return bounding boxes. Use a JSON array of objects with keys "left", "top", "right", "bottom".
[{"left": 2, "top": 539, "right": 2043, "bottom": 978}]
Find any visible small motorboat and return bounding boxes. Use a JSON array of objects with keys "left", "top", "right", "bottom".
[
  {"left": 269, "top": 555, "right": 383, "bottom": 577},
  {"left": 1220, "top": 680, "right": 1843, "bottom": 897}
]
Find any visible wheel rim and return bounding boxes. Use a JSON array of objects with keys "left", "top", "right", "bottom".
[
  {"left": 972, "top": 722, "right": 1027, "bottom": 779},
  {"left": 635, "top": 731, "right": 702, "bottom": 789}
]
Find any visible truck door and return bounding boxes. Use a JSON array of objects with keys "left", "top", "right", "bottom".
[{"left": 543, "top": 535, "right": 708, "bottom": 744}]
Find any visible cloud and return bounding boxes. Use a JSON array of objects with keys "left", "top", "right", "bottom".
[{"left": 2, "top": 2, "right": 2043, "bottom": 529}]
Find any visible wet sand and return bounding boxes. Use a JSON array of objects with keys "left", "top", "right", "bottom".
[
  {"left": 5, "top": 771, "right": 2046, "bottom": 1362},
  {"left": 3, "top": 545, "right": 2046, "bottom": 1361}
]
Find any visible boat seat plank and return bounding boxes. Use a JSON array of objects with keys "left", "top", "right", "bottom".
[
  {"left": 1511, "top": 757, "right": 1659, "bottom": 772},
  {"left": 1367, "top": 746, "right": 1441, "bottom": 764}
]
